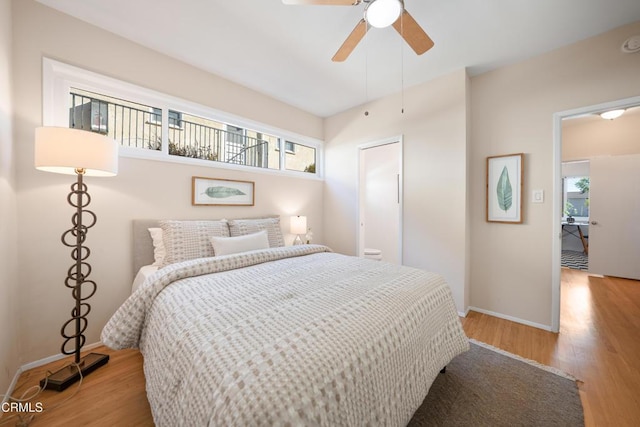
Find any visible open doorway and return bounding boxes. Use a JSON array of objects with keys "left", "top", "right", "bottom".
[
  {"left": 551, "top": 95, "right": 640, "bottom": 332},
  {"left": 560, "top": 162, "right": 590, "bottom": 271}
]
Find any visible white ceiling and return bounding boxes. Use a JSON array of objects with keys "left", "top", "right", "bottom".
[{"left": 36, "top": 0, "right": 640, "bottom": 118}]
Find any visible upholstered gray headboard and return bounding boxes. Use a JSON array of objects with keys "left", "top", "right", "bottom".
[
  {"left": 132, "top": 219, "right": 160, "bottom": 273},
  {"left": 132, "top": 215, "right": 282, "bottom": 274}
]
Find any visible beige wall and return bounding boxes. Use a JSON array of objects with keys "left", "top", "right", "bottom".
[
  {"left": 563, "top": 109, "right": 640, "bottom": 161},
  {"left": 0, "top": 0, "right": 19, "bottom": 394},
  {"left": 324, "top": 70, "right": 470, "bottom": 312},
  {"left": 470, "top": 21, "right": 640, "bottom": 327},
  {"left": 12, "top": 0, "right": 324, "bottom": 363}
]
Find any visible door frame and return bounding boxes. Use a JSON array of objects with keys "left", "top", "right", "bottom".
[
  {"left": 357, "top": 135, "right": 404, "bottom": 263},
  {"left": 551, "top": 95, "right": 640, "bottom": 332}
]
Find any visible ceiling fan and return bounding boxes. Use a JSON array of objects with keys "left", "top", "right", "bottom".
[{"left": 282, "top": 0, "right": 434, "bottom": 62}]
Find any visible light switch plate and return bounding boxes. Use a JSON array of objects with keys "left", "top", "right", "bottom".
[{"left": 532, "top": 189, "right": 544, "bottom": 203}]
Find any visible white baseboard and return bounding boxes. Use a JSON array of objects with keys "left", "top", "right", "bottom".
[
  {"left": 18, "top": 341, "right": 102, "bottom": 372},
  {"left": 2, "top": 341, "right": 102, "bottom": 405},
  {"left": 2, "top": 369, "right": 22, "bottom": 406},
  {"left": 467, "top": 306, "right": 554, "bottom": 332}
]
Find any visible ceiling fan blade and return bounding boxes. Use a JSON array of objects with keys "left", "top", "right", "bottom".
[
  {"left": 332, "top": 19, "right": 368, "bottom": 62},
  {"left": 392, "top": 10, "right": 434, "bottom": 55},
  {"left": 282, "top": 0, "right": 359, "bottom": 5}
]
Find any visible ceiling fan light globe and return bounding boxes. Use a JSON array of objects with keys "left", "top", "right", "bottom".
[
  {"left": 599, "top": 109, "right": 625, "bottom": 120},
  {"left": 366, "top": 0, "right": 402, "bottom": 28}
]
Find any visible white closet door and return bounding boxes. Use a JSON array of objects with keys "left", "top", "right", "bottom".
[{"left": 359, "top": 142, "right": 402, "bottom": 264}]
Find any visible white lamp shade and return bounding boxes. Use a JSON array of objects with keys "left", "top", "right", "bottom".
[
  {"left": 366, "top": 0, "right": 402, "bottom": 29},
  {"left": 35, "top": 127, "right": 118, "bottom": 177},
  {"left": 290, "top": 215, "right": 307, "bottom": 235}
]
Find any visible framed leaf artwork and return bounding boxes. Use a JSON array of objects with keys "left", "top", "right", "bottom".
[
  {"left": 192, "top": 177, "right": 255, "bottom": 206},
  {"left": 486, "top": 153, "right": 524, "bottom": 223}
]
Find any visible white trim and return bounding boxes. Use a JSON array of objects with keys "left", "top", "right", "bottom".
[
  {"left": 119, "top": 145, "right": 323, "bottom": 181},
  {"left": 42, "top": 57, "right": 324, "bottom": 179},
  {"left": 552, "top": 112, "right": 562, "bottom": 333},
  {"left": 356, "top": 135, "right": 404, "bottom": 263},
  {"left": 20, "top": 342, "right": 104, "bottom": 373},
  {"left": 2, "top": 342, "right": 103, "bottom": 404},
  {"left": 468, "top": 306, "right": 553, "bottom": 332},
  {"left": 1, "top": 371, "right": 20, "bottom": 406},
  {"left": 551, "top": 94, "right": 640, "bottom": 333},
  {"left": 357, "top": 135, "right": 401, "bottom": 151}
]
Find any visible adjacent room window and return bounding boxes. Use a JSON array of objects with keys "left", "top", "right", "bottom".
[
  {"left": 563, "top": 176, "right": 589, "bottom": 219},
  {"left": 45, "top": 58, "right": 322, "bottom": 177}
]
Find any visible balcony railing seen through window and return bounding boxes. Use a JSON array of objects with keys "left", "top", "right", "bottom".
[
  {"left": 68, "top": 89, "right": 315, "bottom": 172},
  {"left": 70, "top": 89, "right": 161, "bottom": 150}
]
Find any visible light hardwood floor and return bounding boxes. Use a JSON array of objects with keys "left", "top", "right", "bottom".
[
  {"left": 464, "top": 268, "right": 640, "bottom": 427},
  {"left": 3, "top": 268, "right": 639, "bottom": 426}
]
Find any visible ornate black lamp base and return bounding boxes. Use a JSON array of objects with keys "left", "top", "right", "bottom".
[
  {"left": 40, "top": 352, "right": 109, "bottom": 392},
  {"left": 39, "top": 170, "right": 109, "bottom": 392}
]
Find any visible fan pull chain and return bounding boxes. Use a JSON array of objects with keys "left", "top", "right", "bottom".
[
  {"left": 401, "top": 11, "right": 405, "bottom": 114},
  {"left": 364, "top": 22, "right": 370, "bottom": 116}
]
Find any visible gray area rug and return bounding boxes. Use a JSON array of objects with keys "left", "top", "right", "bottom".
[{"left": 409, "top": 340, "right": 584, "bottom": 426}]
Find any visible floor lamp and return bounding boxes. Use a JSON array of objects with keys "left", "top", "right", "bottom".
[{"left": 34, "top": 127, "right": 118, "bottom": 391}]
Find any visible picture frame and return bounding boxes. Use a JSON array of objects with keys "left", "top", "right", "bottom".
[
  {"left": 192, "top": 176, "right": 255, "bottom": 206},
  {"left": 486, "top": 153, "right": 524, "bottom": 223}
]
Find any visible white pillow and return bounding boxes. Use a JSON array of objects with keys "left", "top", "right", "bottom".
[
  {"left": 148, "top": 227, "right": 166, "bottom": 267},
  {"left": 210, "top": 230, "right": 270, "bottom": 256}
]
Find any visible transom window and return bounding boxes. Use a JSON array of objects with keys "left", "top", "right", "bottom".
[{"left": 44, "top": 58, "right": 322, "bottom": 177}]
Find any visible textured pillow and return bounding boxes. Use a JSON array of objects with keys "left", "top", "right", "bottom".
[
  {"left": 227, "top": 217, "right": 285, "bottom": 248},
  {"left": 210, "top": 230, "right": 270, "bottom": 256},
  {"left": 148, "top": 227, "right": 166, "bottom": 267},
  {"left": 159, "top": 220, "right": 230, "bottom": 266}
]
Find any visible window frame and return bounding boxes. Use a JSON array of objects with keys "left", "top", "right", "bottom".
[
  {"left": 285, "top": 141, "right": 296, "bottom": 153},
  {"left": 43, "top": 58, "right": 323, "bottom": 179}
]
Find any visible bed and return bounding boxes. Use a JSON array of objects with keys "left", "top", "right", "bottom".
[{"left": 102, "top": 218, "right": 469, "bottom": 426}]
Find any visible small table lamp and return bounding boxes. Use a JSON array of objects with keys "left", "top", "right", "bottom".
[
  {"left": 290, "top": 215, "right": 307, "bottom": 245},
  {"left": 34, "top": 127, "right": 118, "bottom": 391}
]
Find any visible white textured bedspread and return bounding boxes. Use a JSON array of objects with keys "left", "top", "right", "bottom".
[{"left": 102, "top": 245, "right": 468, "bottom": 426}]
